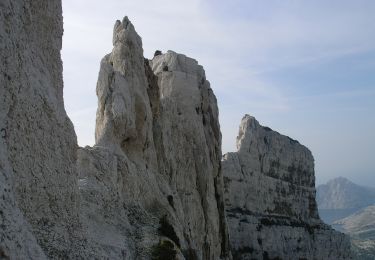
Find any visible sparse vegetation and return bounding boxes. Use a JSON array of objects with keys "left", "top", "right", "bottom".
[
  {"left": 158, "top": 215, "right": 180, "bottom": 247},
  {"left": 151, "top": 240, "right": 176, "bottom": 260}
]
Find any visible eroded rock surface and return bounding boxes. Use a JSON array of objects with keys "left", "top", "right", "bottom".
[
  {"left": 78, "top": 17, "right": 231, "bottom": 259},
  {"left": 0, "top": 1, "right": 84, "bottom": 258},
  {"left": 1, "top": 1, "right": 353, "bottom": 258},
  {"left": 222, "top": 115, "right": 353, "bottom": 259}
]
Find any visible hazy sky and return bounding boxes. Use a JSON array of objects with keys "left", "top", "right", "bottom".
[{"left": 62, "top": 0, "right": 375, "bottom": 186}]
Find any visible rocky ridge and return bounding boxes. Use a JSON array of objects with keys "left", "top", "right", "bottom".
[
  {"left": 222, "top": 115, "right": 353, "bottom": 259},
  {"left": 0, "top": 1, "right": 352, "bottom": 259},
  {"left": 78, "top": 17, "right": 230, "bottom": 259}
]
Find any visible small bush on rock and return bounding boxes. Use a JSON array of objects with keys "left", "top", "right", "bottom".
[
  {"left": 151, "top": 240, "right": 177, "bottom": 260},
  {"left": 158, "top": 215, "right": 180, "bottom": 247}
]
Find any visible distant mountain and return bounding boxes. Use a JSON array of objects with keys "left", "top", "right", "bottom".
[
  {"left": 317, "top": 177, "right": 375, "bottom": 225},
  {"left": 317, "top": 177, "right": 375, "bottom": 210},
  {"left": 317, "top": 177, "right": 375, "bottom": 259},
  {"left": 334, "top": 205, "right": 375, "bottom": 259}
]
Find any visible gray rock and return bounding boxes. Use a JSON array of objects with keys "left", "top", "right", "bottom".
[
  {"left": 1, "top": 1, "right": 353, "bottom": 258},
  {"left": 223, "top": 115, "right": 353, "bottom": 259},
  {"left": 0, "top": 1, "right": 84, "bottom": 258},
  {"left": 79, "top": 17, "right": 231, "bottom": 259}
]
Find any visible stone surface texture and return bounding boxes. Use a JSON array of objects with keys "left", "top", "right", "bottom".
[
  {"left": 78, "top": 17, "right": 231, "bottom": 259},
  {"left": 0, "top": 1, "right": 84, "bottom": 259},
  {"left": 1, "top": 1, "right": 353, "bottom": 259},
  {"left": 222, "top": 115, "right": 353, "bottom": 259}
]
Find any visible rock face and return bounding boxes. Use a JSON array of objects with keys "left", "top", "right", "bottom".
[
  {"left": 222, "top": 115, "right": 353, "bottom": 259},
  {"left": 78, "top": 17, "right": 230, "bottom": 259},
  {"left": 0, "top": 1, "right": 83, "bottom": 259},
  {"left": 1, "top": 1, "right": 353, "bottom": 259}
]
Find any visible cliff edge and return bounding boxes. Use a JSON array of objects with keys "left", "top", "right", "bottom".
[
  {"left": 0, "top": 1, "right": 353, "bottom": 259},
  {"left": 222, "top": 115, "right": 353, "bottom": 259},
  {"left": 77, "top": 17, "right": 231, "bottom": 259}
]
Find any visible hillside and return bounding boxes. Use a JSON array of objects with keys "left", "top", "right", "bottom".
[
  {"left": 335, "top": 205, "right": 375, "bottom": 259},
  {"left": 0, "top": 1, "right": 352, "bottom": 259},
  {"left": 317, "top": 177, "right": 375, "bottom": 224}
]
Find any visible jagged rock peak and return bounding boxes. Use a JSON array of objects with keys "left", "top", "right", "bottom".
[
  {"left": 223, "top": 115, "right": 353, "bottom": 259},
  {"left": 236, "top": 114, "right": 300, "bottom": 152},
  {"left": 2, "top": 4, "right": 352, "bottom": 258},
  {"left": 86, "top": 16, "right": 231, "bottom": 259},
  {"left": 112, "top": 16, "right": 141, "bottom": 47},
  {"left": 236, "top": 114, "right": 257, "bottom": 150},
  {"left": 95, "top": 16, "right": 153, "bottom": 164}
]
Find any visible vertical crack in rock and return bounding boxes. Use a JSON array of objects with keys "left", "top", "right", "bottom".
[{"left": 223, "top": 114, "right": 353, "bottom": 259}]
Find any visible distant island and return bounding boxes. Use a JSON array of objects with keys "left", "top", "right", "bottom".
[{"left": 317, "top": 177, "right": 375, "bottom": 259}]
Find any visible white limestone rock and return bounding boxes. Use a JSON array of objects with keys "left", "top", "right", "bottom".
[
  {"left": 0, "top": 1, "right": 86, "bottom": 258},
  {"left": 223, "top": 115, "right": 353, "bottom": 259},
  {"left": 1, "top": 2, "right": 352, "bottom": 258},
  {"left": 79, "top": 17, "right": 231, "bottom": 259}
]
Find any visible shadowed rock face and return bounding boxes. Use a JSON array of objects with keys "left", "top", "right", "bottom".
[
  {"left": 79, "top": 17, "right": 231, "bottom": 259},
  {"left": 222, "top": 115, "right": 353, "bottom": 259}
]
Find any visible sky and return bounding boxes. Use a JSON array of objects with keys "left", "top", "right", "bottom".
[{"left": 62, "top": 0, "right": 375, "bottom": 186}]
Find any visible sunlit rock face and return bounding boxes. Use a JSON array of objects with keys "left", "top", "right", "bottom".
[
  {"left": 0, "top": 1, "right": 85, "bottom": 259},
  {"left": 222, "top": 115, "right": 353, "bottom": 259},
  {"left": 79, "top": 17, "right": 231, "bottom": 259},
  {"left": 1, "top": 1, "right": 352, "bottom": 258}
]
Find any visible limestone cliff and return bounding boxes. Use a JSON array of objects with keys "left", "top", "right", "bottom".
[
  {"left": 222, "top": 115, "right": 353, "bottom": 259},
  {"left": 78, "top": 17, "right": 230, "bottom": 259},
  {"left": 0, "top": 1, "right": 84, "bottom": 259},
  {"left": 1, "top": 1, "right": 353, "bottom": 259}
]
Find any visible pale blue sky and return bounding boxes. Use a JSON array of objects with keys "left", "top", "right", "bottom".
[{"left": 62, "top": 0, "right": 375, "bottom": 186}]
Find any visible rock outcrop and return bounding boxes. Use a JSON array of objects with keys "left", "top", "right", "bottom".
[
  {"left": 78, "top": 17, "right": 230, "bottom": 259},
  {"left": 222, "top": 115, "right": 353, "bottom": 259},
  {"left": 1, "top": 1, "right": 353, "bottom": 259},
  {"left": 0, "top": 1, "right": 84, "bottom": 259}
]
